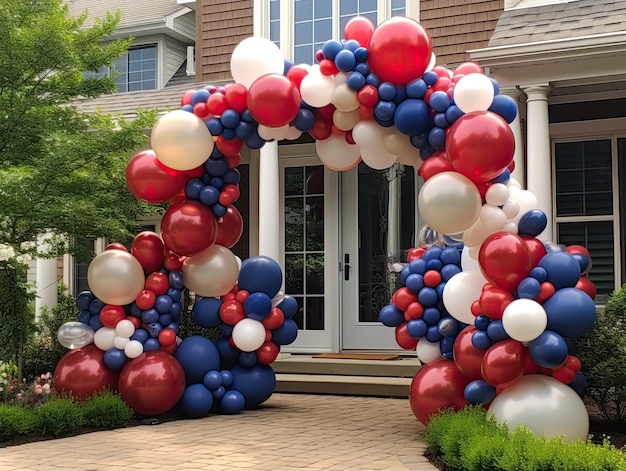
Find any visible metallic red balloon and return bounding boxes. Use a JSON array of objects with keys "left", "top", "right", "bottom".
[
  {"left": 395, "top": 323, "right": 418, "bottom": 350},
  {"left": 247, "top": 74, "right": 301, "bottom": 127},
  {"left": 53, "top": 344, "right": 119, "bottom": 400},
  {"left": 453, "top": 326, "right": 487, "bottom": 380},
  {"left": 126, "top": 150, "right": 188, "bottom": 203},
  {"left": 161, "top": 200, "right": 218, "bottom": 257},
  {"left": 118, "top": 351, "right": 185, "bottom": 416},
  {"left": 478, "top": 232, "right": 532, "bottom": 292},
  {"left": 344, "top": 16, "right": 376, "bottom": 48},
  {"left": 409, "top": 359, "right": 470, "bottom": 425},
  {"left": 131, "top": 231, "right": 165, "bottom": 274},
  {"left": 215, "top": 205, "right": 244, "bottom": 249},
  {"left": 481, "top": 339, "right": 525, "bottom": 389}
]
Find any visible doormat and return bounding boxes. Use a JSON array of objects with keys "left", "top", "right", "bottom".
[{"left": 312, "top": 353, "right": 400, "bottom": 361}]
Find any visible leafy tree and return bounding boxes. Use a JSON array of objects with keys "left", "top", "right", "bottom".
[{"left": 0, "top": 0, "right": 159, "bottom": 377}]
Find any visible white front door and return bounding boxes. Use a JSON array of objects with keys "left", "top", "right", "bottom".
[{"left": 341, "top": 162, "right": 416, "bottom": 350}]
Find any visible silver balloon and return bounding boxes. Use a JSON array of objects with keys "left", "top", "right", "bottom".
[{"left": 57, "top": 322, "right": 95, "bottom": 349}]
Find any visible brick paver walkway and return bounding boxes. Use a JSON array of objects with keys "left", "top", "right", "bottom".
[{"left": 0, "top": 394, "right": 438, "bottom": 471}]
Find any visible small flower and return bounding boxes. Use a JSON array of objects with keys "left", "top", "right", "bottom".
[
  {"left": 42, "top": 383, "right": 50, "bottom": 393},
  {"left": 34, "top": 385, "right": 42, "bottom": 395}
]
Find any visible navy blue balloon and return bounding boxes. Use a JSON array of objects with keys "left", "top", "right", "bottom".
[
  {"left": 374, "top": 100, "right": 396, "bottom": 122},
  {"left": 405, "top": 273, "right": 424, "bottom": 294},
  {"left": 130, "top": 303, "right": 142, "bottom": 317},
  {"left": 471, "top": 331, "right": 492, "bottom": 350},
  {"left": 425, "top": 259, "right": 443, "bottom": 271},
  {"left": 155, "top": 295, "right": 173, "bottom": 314},
  {"left": 222, "top": 128, "right": 236, "bottom": 141},
  {"left": 444, "top": 105, "right": 464, "bottom": 124},
  {"left": 179, "top": 384, "right": 214, "bottom": 419},
  {"left": 407, "top": 319, "right": 428, "bottom": 338},
  {"left": 223, "top": 169, "right": 241, "bottom": 185},
  {"left": 409, "top": 258, "right": 427, "bottom": 275},
  {"left": 366, "top": 73, "right": 381, "bottom": 87},
  {"left": 420, "top": 145, "right": 436, "bottom": 159},
  {"left": 216, "top": 337, "right": 239, "bottom": 370},
  {"left": 343, "top": 39, "right": 360, "bottom": 52},
  {"left": 103, "top": 348, "right": 127, "bottom": 369},
  {"left": 283, "top": 59, "right": 293, "bottom": 74},
  {"left": 440, "top": 336, "right": 455, "bottom": 354},
  {"left": 244, "top": 292, "right": 272, "bottom": 321},
  {"left": 354, "top": 62, "right": 370, "bottom": 76},
  {"left": 147, "top": 322, "right": 162, "bottom": 338},
  {"left": 400, "top": 265, "right": 411, "bottom": 285},
  {"left": 200, "top": 173, "right": 211, "bottom": 185},
  {"left": 474, "top": 315, "right": 491, "bottom": 331},
  {"left": 429, "top": 91, "right": 450, "bottom": 113},
  {"left": 211, "top": 202, "right": 227, "bottom": 218},
  {"left": 346, "top": 72, "right": 366, "bottom": 91},
  {"left": 433, "top": 113, "right": 449, "bottom": 129},
  {"left": 394, "top": 99, "right": 430, "bottom": 136},
  {"left": 379, "top": 304, "right": 405, "bottom": 327},
  {"left": 209, "top": 177, "right": 224, "bottom": 190},
  {"left": 292, "top": 108, "right": 315, "bottom": 132},
  {"left": 207, "top": 118, "right": 224, "bottom": 136},
  {"left": 354, "top": 47, "right": 368, "bottom": 63},
  {"left": 221, "top": 370, "right": 234, "bottom": 388},
  {"left": 517, "top": 277, "right": 541, "bottom": 300},
  {"left": 205, "top": 157, "right": 230, "bottom": 177},
  {"left": 334, "top": 49, "right": 356, "bottom": 72},
  {"left": 170, "top": 302, "right": 182, "bottom": 318},
  {"left": 425, "top": 325, "right": 443, "bottom": 343},
  {"left": 89, "top": 298, "right": 105, "bottom": 316},
  {"left": 518, "top": 209, "right": 548, "bottom": 237},
  {"left": 212, "top": 385, "right": 226, "bottom": 400},
  {"left": 130, "top": 328, "right": 149, "bottom": 344},
  {"left": 486, "top": 320, "right": 508, "bottom": 341},
  {"left": 278, "top": 295, "right": 299, "bottom": 319},
  {"left": 143, "top": 338, "right": 160, "bottom": 351},
  {"left": 440, "top": 264, "right": 461, "bottom": 282},
  {"left": 410, "top": 133, "right": 427, "bottom": 148},
  {"left": 571, "top": 253, "right": 591, "bottom": 274},
  {"left": 169, "top": 271, "right": 185, "bottom": 290},
  {"left": 203, "top": 370, "right": 223, "bottom": 390},
  {"left": 489, "top": 94, "right": 517, "bottom": 124},
  {"left": 528, "top": 330, "right": 568, "bottom": 368},
  {"left": 418, "top": 287, "right": 438, "bottom": 307},
  {"left": 167, "top": 322, "right": 180, "bottom": 335},
  {"left": 423, "top": 247, "right": 442, "bottom": 261},
  {"left": 438, "top": 317, "right": 458, "bottom": 337},
  {"left": 490, "top": 78, "right": 500, "bottom": 95},
  {"left": 543, "top": 287, "right": 596, "bottom": 338},
  {"left": 321, "top": 40, "right": 343, "bottom": 60},
  {"left": 239, "top": 351, "right": 258, "bottom": 368},
  {"left": 235, "top": 121, "right": 256, "bottom": 140},
  {"left": 538, "top": 252, "right": 581, "bottom": 290},
  {"left": 238, "top": 256, "right": 283, "bottom": 297},
  {"left": 141, "top": 308, "right": 159, "bottom": 324},
  {"left": 192, "top": 297, "right": 222, "bottom": 329},
  {"left": 221, "top": 323, "right": 234, "bottom": 337},
  {"left": 210, "top": 145, "right": 225, "bottom": 159},
  {"left": 440, "top": 247, "right": 461, "bottom": 266},
  {"left": 220, "top": 389, "right": 245, "bottom": 414},
  {"left": 77, "top": 291, "right": 94, "bottom": 311},
  {"left": 378, "top": 82, "right": 397, "bottom": 101},
  {"left": 198, "top": 185, "right": 219, "bottom": 206},
  {"left": 422, "top": 71, "right": 438, "bottom": 86},
  {"left": 78, "top": 310, "right": 91, "bottom": 325},
  {"left": 191, "top": 89, "right": 210, "bottom": 106},
  {"left": 569, "top": 371, "right": 588, "bottom": 398},
  {"left": 406, "top": 78, "right": 427, "bottom": 98},
  {"left": 493, "top": 169, "right": 511, "bottom": 184},
  {"left": 230, "top": 364, "right": 276, "bottom": 409},
  {"left": 220, "top": 109, "right": 240, "bottom": 129},
  {"left": 166, "top": 288, "right": 181, "bottom": 303},
  {"left": 246, "top": 132, "right": 266, "bottom": 150},
  {"left": 181, "top": 104, "right": 193, "bottom": 113},
  {"left": 158, "top": 313, "right": 172, "bottom": 327},
  {"left": 271, "top": 318, "right": 298, "bottom": 345},
  {"left": 529, "top": 266, "right": 548, "bottom": 283},
  {"left": 422, "top": 307, "right": 441, "bottom": 325},
  {"left": 394, "top": 86, "right": 407, "bottom": 105},
  {"left": 428, "top": 127, "right": 446, "bottom": 149},
  {"left": 240, "top": 109, "right": 254, "bottom": 123},
  {"left": 436, "top": 282, "right": 446, "bottom": 301},
  {"left": 175, "top": 335, "right": 221, "bottom": 385},
  {"left": 464, "top": 380, "right": 496, "bottom": 405}
]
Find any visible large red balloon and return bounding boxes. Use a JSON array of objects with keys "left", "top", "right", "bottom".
[
  {"left": 452, "top": 326, "right": 487, "bottom": 380},
  {"left": 481, "top": 339, "right": 525, "bottom": 389},
  {"left": 161, "top": 200, "right": 218, "bottom": 257},
  {"left": 125, "top": 150, "right": 188, "bottom": 203},
  {"left": 367, "top": 17, "right": 432, "bottom": 85},
  {"left": 478, "top": 232, "right": 532, "bottom": 292},
  {"left": 215, "top": 205, "right": 244, "bottom": 249},
  {"left": 521, "top": 235, "right": 548, "bottom": 268},
  {"left": 53, "top": 344, "right": 119, "bottom": 400},
  {"left": 247, "top": 74, "right": 301, "bottom": 128},
  {"left": 409, "top": 359, "right": 470, "bottom": 425},
  {"left": 118, "top": 351, "right": 186, "bottom": 416},
  {"left": 131, "top": 231, "right": 165, "bottom": 274},
  {"left": 344, "top": 16, "right": 376, "bottom": 47},
  {"left": 446, "top": 111, "right": 515, "bottom": 184}
]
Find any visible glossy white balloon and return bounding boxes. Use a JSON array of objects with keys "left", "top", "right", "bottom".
[
  {"left": 57, "top": 322, "right": 95, "bottom": 349},
  {"left": 93, "top": 327, "right": 117, "bottom": 351},
  {"left": 231, "top": 318, "right": 266, "bottom": 352},
  {"left": 87, "top": 250, "right": 145, "bottom": 306},
  {"left": 479, "top": 204, "right": 507, "bottom": 233},
  {"left": 416, "top": 339, "right": 442, "bottom": 364},
  {"left": 485, "top": 183, "right": 510, "bottom": 206},
  {"left": 453, "top": 73, "right": 495, "bottom": 113},
  {"left": 182, "top": 244, "right": 240, "bottom": 297},
  {"left": 442, "top": 271, "right": 487, "bottom": 324},
  {"left": 113, "top": 335, "right": 130, "bottom": 350},
  {"left": 230, "top": 37, "right": 285, "bottom": 88},
  {"left": 115, "top": 319, "right": 136, "bottom": 338},
  {"left": 300, "top": 66, "right": 335, "bottom": 108},
  {"left": 502, "top": 299, "right": 547, "bottom": 342},
  {"left": 124, "top": 339, "right": 144, "bottom": 359},
  {"left": 316, "top": 135, "right": 361, "bottom": 171},
  {"left": 488, "top": 375, "right": 589, "bottom": 443}
]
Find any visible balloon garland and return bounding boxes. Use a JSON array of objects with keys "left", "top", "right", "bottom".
[{"left": 53, "top": 15, "right": 595, "bottom": 437}]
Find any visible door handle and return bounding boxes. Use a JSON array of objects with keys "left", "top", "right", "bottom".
[{"left": 344, "top": 254, "right": 351, "bottom": 281}]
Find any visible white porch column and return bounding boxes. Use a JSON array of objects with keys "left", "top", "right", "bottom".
[
  {"left": 258, "top": 141, "right": 281, "bottom": 262},
  {"left": 35, "top": 234, "right": 57, "bottom": 321},
  {"left": 500, "top": 87, "right": 525, "bottom": 187},
  {"left": 524, "top": 85, "right": 552, "bottom": 242}
]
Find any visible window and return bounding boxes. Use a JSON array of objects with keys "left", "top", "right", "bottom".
[
  {"left": 270, "top": 0, "right": 281, "bottom": 47},
  {"left": 554, "top": 139, "right": 620, "bottom": 303},
  {"left": 84, "top": 45, "right": 157, "bottom": 93}
]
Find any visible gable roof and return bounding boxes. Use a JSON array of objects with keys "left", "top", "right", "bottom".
[
  {"left": 489, "top": 0, "right": 626, "bottom": 47},
  {"left": 67, "top": 0, "right": 186, "bottom": 28}
]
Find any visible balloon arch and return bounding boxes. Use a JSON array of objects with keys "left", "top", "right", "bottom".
[{"left": 54, "top": 15, "right": 595, "bottom": 437}]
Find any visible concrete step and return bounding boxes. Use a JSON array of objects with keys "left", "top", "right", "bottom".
[
  {"left": 275, "top": 373, "right": 412, "bottom": 398},
  {"left": 272, "top": 354, "right": 421, "bottom": 377}
]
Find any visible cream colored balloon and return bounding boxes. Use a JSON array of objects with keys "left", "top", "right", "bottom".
[
  {"left": 182, "top": 245, "right": 240, "bottom": 297},
  {"left": 396, "top": 148, "right": 421, "bottom": 168},
  {"left": 316, "top": 135, "right": 361, "bottom": 171},
  {"left": 230, "top": 36, "right": 285, "bottom": 88},
  {"left": 418, "top": 172, "right": 482, "bottom": 235},
  {"left": 151, "top": 110, "right": 214, "bottom": 171},
  {"left": 87, "top": 250, "right": 145, "bottom": 306},
  {"left": 331, "top": 83, "right": 359, "bottom": 112},
  {"left": 332, "top": 109, "right": 360, "bottom": 131},
  {"left": 383, "top": 129, "right": 413, "bottom": 156},
  {"left": 300, "top": 66, "right": 335, "bottom": 108}
]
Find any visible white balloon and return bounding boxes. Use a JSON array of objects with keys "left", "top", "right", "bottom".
[
  {"left": 93, "top": 327, "right": 116, "bottom": 351},
  {"left": 334, "top": 72, "right": 348, "bottom": 85},
  {"left": 151, "top": 110, "right": 214, "bottom": 171},
  {"left": 230, "top": 37, "right": 285, "bottom": 88},
  {"left": 182, "top": 244, "right": 240, "bottom": 297},
  {"left": 332, "top": 109, "right": 360, "bottom": 131},
  {"left": 502, "top": 198, "right": 520, "bottom": 219},
  {"left": 416, "top": 339, "right": 442, "bottom": 364},
  {"left": 300, "top": 66, "right": 335, "bottom": 108},
  {"left": 443, "top": 271, "right": 487, "bottom": 324},
  {"left": 461, "top": 245, "right": 483, "bottom": 272},
  {"left": 502, "top": 299, "right": 547, "bottom": 342},
  {"left": 258, "top": 124, "right": 290, "bottom": 141},
  {"left": 502, "top": 221, "right": 519, "bottom": 234},
  {"left": 453, "top": 73, "right": 495, "bottom": 113},
  {"left": 115, "top": 319, "right": 135, "bottom": 338},
  {"left": 361, "top": 143, "right": 397, "bottom": 170},
  {"left": 285, "top": 126, "right": 302, "bottom": 140},
  {"left": 231, "top": 318, "right": 266, "bottom": 352},
  {"left": 462, "top": 217, "right": 490, "bottom": 248},
  {"left": 316, "top": 135, "right": 361, "bottom": 171},
  {"left": 331, "top": 83, "right": 359, "bottom": 112},
  {"left": 507, "top": 177, "right": 522, "bottom": 189},
  {"left": 396, "top": 148, "right": 421, "bottom": 168},
  {"left": 485, "top": 183, "right": 510, "bottom": 206},
  {"left": 113, "top": 335, "right": 130, "bottom": 350},
  {"left": 87, "top": 250, "right": 145, "bottom": 306},
  {"left": 488, "top": 375, "right": 589, "bottom": 443},
  {"left": 124, "top": 339, "right": 144, "bottom": 359},
  {"left": 509, "top": 187, "right": 539, "bottom": 225},
  {"left": 479, "top": 204, "right": 507, "bottom": 233},
  {"left": 57, "top": 322, "right": 95, "bottom": 349}
]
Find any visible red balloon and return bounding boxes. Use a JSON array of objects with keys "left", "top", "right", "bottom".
[
  {"left": 406, "top": 247, "right": 426, "bottom": 262},
  {"left": 193, "top": 102, "right": 210, "bottom": 120},
  {"left": 309, "top": 119, "right": 332, "bottom": 141},
  {"left": 262, "top": 307, "right": 285, "bottom": 330},
  {"left": 575, "top": 276, "right": 597, "bottom": 300},
  {"left": 367, "top": 17, "right": 431, "bottom": 85},
  {"left": 227, "top": 152, "right": 242, "bottom": 169},
  {"left": 105, "top": 242, "right": 128, "bottom": 252},
  {"left": 478, "top": 232, "right": 532, "bottom": 292},
  {"left": 392, "top": 287, "right": 418, "bottom": 311},
  {"left": 207, "top": 92, "right": 227, "bottom": 116},
  {"left": 536, "top": 281, "right": 556, "bottom": 304},
  {"left": 224, "top": 83, "right": 248, "bottom": 114},
  {"left": 118, "top": 351, "right": 185, "bottom": 416},
  {"left": 181, "top": 90, "right": 194, "bottom": 107},
  {"left": 247, "top": 74, "right": 301, "bottom": 127},
  {"left": 481, "top": 339, "right": 525, "bottom": 389},
  {"left": 452, "top": 326, "right": 487, "bottom": 380},
  {"left": 257, "top": 342, "right": 280, "bottom": 365},
  {"left": 131, "top": 231, "right": 165, "bottom": 274},
  {"left": 409, "top": 359, "right": 470, "bottom": 425},
  {"left": 145, "top": 272, "right": 170, "bottom": 296},
  {"left": 395, "top": 323, "right": 418, "bottom": 350},
  {"left": 446, "top": 111, "right": 515, "bottom": 184},
  {"left": 53, "top": 344, "right": 119, "bottom": 400},
  {"left": 521, "top": 235, "right": 548, "bottom": 268},
  {"left": 158, "top": 328, "right": 177, "bottom": 347},
  {"left": 220, "top": 299, "right": 246, "bottom": 325},
  {"left": 479, "top": 286, "right": 514, "bottom": 320},
  {"left": 161, "top": 200, "right": 218, "bottom": 257},
  {"left": 405, "top": 302, "right": 424, "bottom": 320},
  {"left": 319, "top": 59, "right": 339, "bottom": 76},
  {"left": 164, "top": 253, "right": 183, "bottom": 272},
  {"left": 215, "top": 205, "right": 244, "bottom": 249},
  {"left": 235, "top": 289, "right": 249, "bottom": 304},
  {"left": 125, "top": 150, "right": 188, "bottom": 203},
  {"left": 454, "top": 62, "right": 483, "bottom": 76},
  {"left": 99, "top": 305, "right": 126, "bottom": 328},
  {"left": 417, "top": 155, "right": 453, "bottom": 181},
  {"left": 218, "top": 184, "right": 240, "bottom": 206},
  {"left": 286, "top": 65, "right": 309, "bottom": 89},
  {"left": 216, "top": 135, "right": 244, "bottom": 156},
  {"left": 357, "top": 84, "right": 379, "bottom": 107},
  {"left": 344, "top": 16, "right": 376, "bottom": 47},
  {"left": 185, "top": 165, "right": 206, "bottom": 179},
  {"left": 127, "top": 316, "right": 141, "bottom": 329}
]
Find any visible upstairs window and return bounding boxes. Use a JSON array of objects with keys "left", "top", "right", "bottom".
[{"left": 84, "top": 44, "right": 157, "bottom": 93}]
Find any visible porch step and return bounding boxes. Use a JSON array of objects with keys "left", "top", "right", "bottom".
[{"left": 272, "top": 354, "right": 421, "bottom": 398}]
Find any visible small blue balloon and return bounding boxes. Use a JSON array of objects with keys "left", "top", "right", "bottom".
[
  {"left": 179, "top": 384, "right": 214, "bottom": 419},
  {"left": 444, "top": 105, "right": 464, "bottom": 124},
  {"left": 191, "top": 89, "right": 210, "bottom": 106},
  {"left": 471, "top": 331, "right": 492, "bottom": 350},
  {"left": 354, "top": 62, "right": 370, "bottom": 76},
  {"left": 170, "top": 302, "right": 182, "bottom": 319},
  {"left": 292, "top": 108, "right": 315, "bottom": 132},
  {"left": 429, "top": 91, "right": 450, "bottom": 113},
  {"left": 235, "top": 121, "right": 255, "bottom": 140},
  {"left": 167, "top": 322, "right": 180, "bottom": 335},
  {"left": 464, "top": 380, "right": 497, "bottom": 405},
  {"left": 88, "top": 315, "right": 103, "bottom": 332},
  {"left": 528, "top": 330, "right": 569, "bottom": 368},
  {"left": 205, "top": 157, "right": 230, "bottom": 177},
  {"left": 155, "top": 295, "right": 173, "bottom": 314},
  {"left": 158, "top": 314, "right": 172, "bottom": 327},
  {"left": 130, "top": 328, "right": 149, "bottom": 344},
  {"left": 407, "top": 319, "right": 428, "bottom": 338},
  {"left": 203, "top": 370, "right": 223, "bottom": 390},
  {"left": 343, "top": 39, "right": 360, "bottom": 52},
  {"left": 223, "top": 169, "right": 241, "bottom": 185},
  {"left": 216, "top": 337, "right": 240, "bottom": 370},
  {"left": 209, "top": 177, "right": 224, "bottom": 190},
  {"left": 181, "top": 104, "right": 193, "bottom": 113},
  {"left": 221, "top": 370, "right": 234, "bottom": 388},
  {"left": 394, "top": 99, "right": 430, "bottom": 136},
  {"left": 278, "top": 295, "right": 298, "bottom": 319},
  {"left": 169, "top": 271, "right": 185, "bottom": 290},
  {"left": 488, "top": 94, "right": 517, "bottom": 124},
  {"left": 77, "top": 291, "right": 94, "bottom": 311},
  {"left": 212, "top": 385, "right": 226, "bottom": 400},
  {"left": 334, "top": 49, "right": 356, "bottom": 72},
  {"left": 409, "top": 258, "right": 427, "bottom": 275},
  {"left": 399, "top": 265, "right": 411, "bottom": 285},
  {"left": 486, "top": 320, "right": 509, "bottom": 341},
  {"left": 379, "top": 304, "right": 405, "bottom": 327},
  {"left": 346, "top": 71, "right": 366, "bottom": 91},
  {"left": 440, "top": 336, "right": 455, "bottom": 356},
  {"left": 422, "top": 71, "right": 438, "bottom": 86},
  {"left": 144, "top": 338, "right": 160, "bottom": 351},
  {"left": 220, "top": 389, "right": 246, "bottom": 414},
  {"left": 425, "top": 259, "right": 443, "bottom": 271},
  {"left": 428, "top": 127, "right": 446, "bottom": 149},
  {"left": 474, "top": 315, "right": 491, "bottom": 331},
  {"left": 437, "top": 317, "right": 458, "bottom": 337},
  {"left": 246, "top": 131, "right": 266, "bottom": 150},
  {"left": 425, "top": 325, "right": 443, "bottom": 343},
  {"left": 517, "top": 277, "right": 541, "bottom": 299},
  {"left": 103, "top": 348, "right": 127, "bottom": 370},
  {"left": 493, "top": 169, "right": 510, "bottom": 184},
  {"left": 365, "top": 73, "right": 381, "bottom": 87},
  {"left": 538, "top": 252, "right": 581, "bottom": 290},
  {"left": 89, "top": 298, "right": 105, "bottom": 316},
  {"left": 423, "top": 246, "right": 442, "bottom": 261},
  {"left": 239, "top": 351, "right": 258, "bottom": 368},
  {"left": 405, "top": 274, "right": 425, "bottom": 294},
  {"left": 518, "top": 209, "right": 548, "bottom": 237},
  {"left": 418, "top": 287, "right": 438, "bottom": 307},
  {"left": 378, "top": 82, "right": 397, "bottom": 101},
  {"left": 244, "top": 292, "right": 273, "bottom": 321},
  {"left": 272, "top": 318, "right": 298, "bottom": 345},
  {"left": 78, "top": 310, "right": 91, "bottom": 325},
  {"left": 406, "top": 78, "right": 427, "bottom": 98},
  {"left": 211, "top": 202, "right": 227, "bottom": 218},
  {"left": 207, "top": 118, "right": 224, "bottom": 136},
  {"left": 220, "top": 109, "right": 240, "bottom": 129},
  {"left": 529, "top": 266, "right": 548, "bottom": 283},
  {"left": 433, "top": 113, "right": 449, "bottom": 129},
  {"left": 374, "top": 100, "right": 396, "bottom": 122},
  {"left": 422, "top": 307, "right": 441, "bottom": 325},
  {"left": 130, "top": 303, "right": 142, "bottom": 318},
  {"left": 440, "top": 264, "right": 461, "bottom": 282},
  {"left": 147, "top": 322, "right": 162, "bottom": 338},
  {"left": 394, "top": 86, "right": 407, "bottom": 105},
  {"left": 354, "top": 47, "right": 368, "bottom": 63},
  {"left": 321, "top": 40, "right": 343, "bottom": 60},
  {"left": 569, "top": 371, "right": 588, "bottom": 398},
  {"left": 192, "top": 297, "right": 222, "bottom": 329},
  {"left": 283, "top": 59, "right": 293, "bottom": 75},
  {"left": 141, "top": 308, "right": 159, "bottom": 324},
  {"left": 166, "top": 288, "right": 181, "bottom": 303},
  {"left": 240, "top": 109, "right": 254, "bottom": 123}
]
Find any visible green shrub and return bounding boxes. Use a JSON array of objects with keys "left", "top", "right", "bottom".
[
  {"left": 571, "top": 285, "right": 626, "bottom": 424},
  {"left": 81, "top": 391, "right": 133, "bottom": 428},
  {"left": 0, "top": 404, "right": 37, "bottom": 440},
  {"left": 36, "top": 397, "right": 84, "bottom": 436},
  {"left": 426, "top": 407, "right": 626, "bottom": 471}
]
